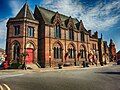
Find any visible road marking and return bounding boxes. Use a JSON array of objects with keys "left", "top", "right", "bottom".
[
  {"left": 3, "top": 84, "right": 11, "bottom": 90},
  {"left": 0, "top": 85, "right": 3, "bottom": 90},
  {"left": 0, "top": 74, "right": 24, "bottom": 79}
]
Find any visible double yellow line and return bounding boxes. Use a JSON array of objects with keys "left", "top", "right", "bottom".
[{"left": 0, "top": 84, "right": 11, "bottom": 90}]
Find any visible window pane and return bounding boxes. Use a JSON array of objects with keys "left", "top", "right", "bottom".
[
  {"left": 28, "top": 27, "right": 34, "bottom": 37},
  {"left": 69, "top": 29, "right": 74, "bottom": 40},
  {"left": 55, "top": 25, "right": 61, "bottom": 38},
  {"left": 14, "top": 26, "right": 20, "bottom": 35},
  {"left": 54, "top": 47, "right": 56, "bottom": 58},
  {"left": 13, "top": 43, "right": 20, "bottom": 62}
]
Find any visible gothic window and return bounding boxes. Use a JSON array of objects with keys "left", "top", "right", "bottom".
[
  {"left": 68, "top": 44, "right": 75, "bottom": 59},
  {"left": 81, "top": 32, "right": 85, "bottom": 42},
  {"left": 69, "top": 28, "right": 74, "bottom": 40},
  {"left": 55, "top": 25, "right": 61, "bottom": 38},
  {"left": 80, "top": 50, "right": 85, "bottom": 58},
  {"left": 14, "top": 25, "right": 20, "bottom": 35},
  {"left": 92, "top": 44, "right": 96, "bottom": 50},
  {"left": 12, "top": 42, "right": 20, "bottom": 63},
  {"left": 54, "top": 43, "right": 62, "bottom": 59},
  {"left": 80, "top": 45, "right": 86, "bottom": 58},
  {"left": 28, "top": 27, "right": 34, "bottom": 37}
]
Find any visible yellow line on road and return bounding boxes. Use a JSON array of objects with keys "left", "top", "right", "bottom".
[
  {"left": 3, "top": 84, "right": 11, "bottom": 90},
  {"left": 0, "top": 85, "right": 3, "bottom": 90}
]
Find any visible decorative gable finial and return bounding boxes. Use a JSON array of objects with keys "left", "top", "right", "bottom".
[
  {"left": 52, "top": 12, "right": 61, "bottom": 25},
  {"left": 79, "top": 20, "right": 85, "bottom": 31},
  {"left": 101, "top": 33, "right": 103, "bottom": 39}
]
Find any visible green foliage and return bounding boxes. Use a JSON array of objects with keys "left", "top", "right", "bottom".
[{"left": 10, "top": 63, "right": 22, "bottom": 69}]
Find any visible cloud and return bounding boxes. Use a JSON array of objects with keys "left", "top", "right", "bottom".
[
  {"left": 9, "top": 0, "right": 24, "bottom": 16},
  {"left": 0, "top": 1, "right": 24, "bottom": 49},
  {"left": 41, "top": 0, "right": 120, "bottom": 31},
  {"left": 0, "top": 19, "right": 7, "bottom": 49}
]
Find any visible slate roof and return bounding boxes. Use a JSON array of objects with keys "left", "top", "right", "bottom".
[
  {"left": 35, "top": 6, "right": 88, "bottom": 32},
  {"left": 15, "top": 3, "right": 35, "bottom": 20}
]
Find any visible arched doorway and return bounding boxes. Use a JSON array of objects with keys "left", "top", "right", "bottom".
[
  {"left": 26, "top": 42, "right": 34, "bottom": 64},
  {"left": 12, "top": 41, "right": 20, "bottom": 63}
]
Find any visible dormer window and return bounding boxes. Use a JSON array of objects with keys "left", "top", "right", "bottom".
[
  {"left": 55, "top": 25, "right": 61, "bottom": 38},
  {"left": 28, "top": 26, "right": 34, "bottom": 37},
  {"left": 14, "top": 25, "right": 20, "bottom": 35},
  {"left": 69, "top": 28, "right": 74, "bottom": 40}
]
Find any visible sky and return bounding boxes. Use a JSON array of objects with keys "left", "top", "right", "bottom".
[{"left": 0, "top": 0, "right": 120, "bottom": 51}]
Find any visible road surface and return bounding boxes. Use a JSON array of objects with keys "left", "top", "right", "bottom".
[{"left": 0, "top": 65, "right": 120, "bottom": 90}]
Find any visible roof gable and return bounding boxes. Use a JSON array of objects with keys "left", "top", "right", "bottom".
[
  {"left": 79, "top": 20, "right": 88, "bottom": 33},
  {"left": 15, "top": 3, "right": 35, "bottom": 20},
  {"left": 35, "top": 6, "right": 79, "bottom": 29}
]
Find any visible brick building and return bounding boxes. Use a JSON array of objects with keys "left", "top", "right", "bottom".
[
  {"left": 116, "top": 51, "right": 120, "bottom": 60},
  {"left": 6, "top": 3, "right": 99, "bottom": 68},
  {"left": 98, "top": 35, "right": 110, "bottom": 65}
]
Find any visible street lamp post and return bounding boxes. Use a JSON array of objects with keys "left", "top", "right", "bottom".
[{"left": 49, "top": 56, "right": 51, "bottom": 67}]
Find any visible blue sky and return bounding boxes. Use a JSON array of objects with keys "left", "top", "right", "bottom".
[{"left": 0, "top": 0, "right": 120, "bottom": 51}]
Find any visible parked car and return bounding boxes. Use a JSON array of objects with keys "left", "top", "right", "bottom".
[{"left": 117, "top": 59, "right": 120, "bottom": 65}]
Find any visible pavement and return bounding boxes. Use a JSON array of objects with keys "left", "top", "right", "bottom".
[{"left": 0, "top": 62, "right": 115, "bottom": 75}]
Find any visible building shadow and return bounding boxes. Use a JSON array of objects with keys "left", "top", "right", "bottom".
[{"left": 95, "top": 72, "right": 120, "bottom": 75}]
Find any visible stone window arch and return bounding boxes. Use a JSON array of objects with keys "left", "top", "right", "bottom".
[
  {"left": 54, "top": 24, "right": 61, "bottom": 38},
  {"left": 68, "top": 44, "right": 76, "bottom": 59},
  {"left": 80, "top": 45, "right": 86, "bottom": 59},
  {"left": 53, "top": 42, "right": 63, "bottom": 59},
  {"left": 12, "top": 41, "right": 20, "bottom": 63},
  {"left": 69, "top": 27, "right": 74, "bottom": 40}
]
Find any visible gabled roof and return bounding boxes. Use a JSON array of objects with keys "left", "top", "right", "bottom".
[
  {"left": 15, "top": 3, "right": 35, "bottom": 20},
  {"left": 109, "top": 39, "right": 115, "bottom": 46},
  {"left": 79, "top": 20, "right": 88, "bottom": 33},
  {"left": 35, "top": 6, "right": 80, "bottom": 30}
]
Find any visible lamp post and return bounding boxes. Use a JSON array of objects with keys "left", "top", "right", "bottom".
[{"left": 49, "top": 56, "right": 51, "bottom": 67}]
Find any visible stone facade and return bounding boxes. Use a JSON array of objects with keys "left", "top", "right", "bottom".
[
  {"left": 7, "top": 3, "right": 114, "bottom": 68},
  {"left": 6, "top": 3, "right": 39, "bottom": 64}
]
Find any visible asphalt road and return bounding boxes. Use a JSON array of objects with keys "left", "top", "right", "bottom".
[{"left": 0, "top": 65, "right": 120, "bottom": 90}]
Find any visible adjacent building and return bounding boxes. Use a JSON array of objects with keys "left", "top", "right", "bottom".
[
  {"left": 98, "top": 35, "right": 111, "bottom": 65},
  {"left": 116, "top": 51, "right": 120, "bottom": 60},
  {"left": 109, "top": 39, "right": 116, "bottom": 62}
]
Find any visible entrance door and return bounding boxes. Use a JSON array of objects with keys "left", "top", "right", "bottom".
[{"left": 26, "top": 48, "right": 34, "bottom": 64}]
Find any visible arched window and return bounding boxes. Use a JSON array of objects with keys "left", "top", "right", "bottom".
[
  {"left": 80, "top": 45, "right": 86, "bottom": 58},
  {"left": 68, "top": 44, "right": 75, "bottom": 58},
  {"left": 53, "top": 43, "right": 62, "bottom": 59},
  {"left": 14, "top": 25, "right": 20, "bottom": 35},
  {"left": 69, "top": 28, "right": 74, "bottom": 40},
  {"left": 12, "top": 42, "right": 20, "bottom": 63},
  {"left": 55, "top": 25, "right": 61, "bottom": 38},
  {"left": 28, "top": 26, "right": 34, "bottom": 37}
]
